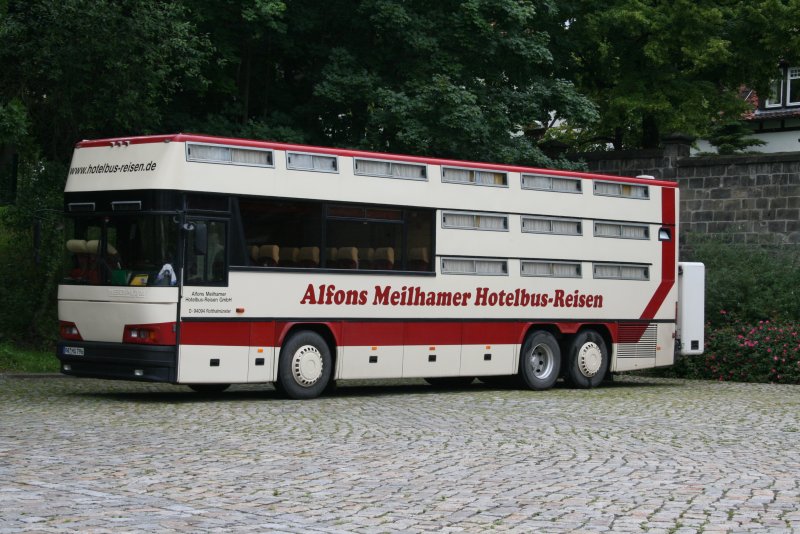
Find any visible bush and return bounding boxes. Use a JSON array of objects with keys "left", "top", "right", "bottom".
[
  {"left": 682, "top": 237, "right": 800, "bottom": 327},
  {"left": 648, "top": 238, "right": 800, "bottom": 384},
  {"left": 671, "top": 313, "right": 800, "bottom": 384},
  {"left": 0, "top": 156, "right": 65, "bottom": 348}
]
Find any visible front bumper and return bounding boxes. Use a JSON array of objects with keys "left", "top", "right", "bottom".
[{"left": 56, "top": 341, "right": 177, "bottom": 383}]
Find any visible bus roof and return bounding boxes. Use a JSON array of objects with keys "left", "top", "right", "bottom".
[{"left": 75, "top": 133, "right": 678, "bottom": 188}]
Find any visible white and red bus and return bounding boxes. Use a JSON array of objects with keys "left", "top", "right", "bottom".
[{"left": 56, "top": 134, "right": 704, "bottom": 398}]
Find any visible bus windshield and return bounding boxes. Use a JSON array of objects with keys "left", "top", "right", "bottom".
[{"left": 63, "top": 214, "right": 179, "bottom": 286}]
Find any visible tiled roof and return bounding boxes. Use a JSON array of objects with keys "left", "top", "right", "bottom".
[
  {"left": 747, "top": 107, "right": 800, "bottom": 121},
  {"left": 740, "top": 86, "right": 800, "bottom": 122}
]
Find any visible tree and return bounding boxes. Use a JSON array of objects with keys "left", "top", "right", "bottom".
[
  {"left": 0, "top": 0, "right": 211, "bottom": 344},
  {"left": 706, "top": 120, "right": 766, "bottom": 155},
  {"left": 0, "top": 0, "right": 211, "bottom": 163},
  {"left": 552, "top": 0, "right": 800, "bottom": 150},
  {"left": 178, "top": 0, "right": 596, "bottom": 166}
]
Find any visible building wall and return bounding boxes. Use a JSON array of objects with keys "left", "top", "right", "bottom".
[{"left": 577, "top": 141, "right": 800, "bottom": 246}]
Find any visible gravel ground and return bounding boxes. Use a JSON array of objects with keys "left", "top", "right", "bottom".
[{"left": 1, "top": 374, "right": 799, "bottom": 533}]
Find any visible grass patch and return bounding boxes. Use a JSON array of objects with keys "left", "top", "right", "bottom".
[{"left": 0, "top": 342, "right": 59, "bottom": 373}]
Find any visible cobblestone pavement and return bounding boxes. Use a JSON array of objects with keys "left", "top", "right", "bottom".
[{"left": 1, "top": 375, "right": 799, "bottom": 533}]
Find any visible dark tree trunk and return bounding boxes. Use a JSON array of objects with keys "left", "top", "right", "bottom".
[{"left": 641, "top": 115, "right": 660, "bottom": 149}]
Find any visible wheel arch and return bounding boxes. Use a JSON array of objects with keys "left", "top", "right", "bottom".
[
  {"left": 277, "top": 322, "right": 339, "bottom": 368},
  {"left": 520, "top": 323, "right": 564, "bottom": 345}
]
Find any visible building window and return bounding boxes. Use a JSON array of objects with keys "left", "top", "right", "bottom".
[
  {"left": 521, "top": 260, "right": 582, "bottom": 278},
  {"left": 765, "top": 75, "right": 784, "bottom": 108},
  {"left": 442, "top": 211, "right": 508, "bottom": 231},
  {"left": 441, "top": 257, "right": 507, "bottom": 275},
  {"left": 521, "top": 216, "right": 581, "bottom": 236},
  {"left": 354, "top": 158, "right": 427, "bottom": 180},
  {"left": 521, "top": 174, "right": 582, "bottom": 193},
  {"left": 442, "top": 167, "right": 508, "bottom": 187},
  {"left": 789, "top": 67, "right": 800, "bottom": 106},
  {"left": 286, "top": 152, "right": 338, "bottom": 173}
]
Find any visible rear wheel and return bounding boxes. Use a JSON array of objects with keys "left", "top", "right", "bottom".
[
  {"left": 277, "top": 330, "right": 332, "bottom": 399},
  {"left": 518, "top": 331, "right": 561, "bottom": 390},
  {"left": 564, "top": 330, "right": 608, "bottom": 388}
]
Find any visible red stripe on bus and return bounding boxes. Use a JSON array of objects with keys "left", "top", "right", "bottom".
[
  {"left": 180, "top": 320, "right": 635, "bottom": 347},
  {"left": 404, "top": 322, "right": 462, "bottom": 345},
  {"left": 180, "top": 321, "right": 251, "bottom": 345},
  {"left": 640, "top": 187, "right": 676, "bottom": 320}
]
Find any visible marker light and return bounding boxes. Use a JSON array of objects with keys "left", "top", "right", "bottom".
[
  {"left": 123, "top": 322, "right": 177, "bottom": 345},
  {"left": 59, "top": 321, "right": 83, "bottom": 341}
]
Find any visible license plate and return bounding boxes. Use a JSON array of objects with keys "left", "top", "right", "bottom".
[{"left": 63, "top": 346, "right": 84, "bottom": 356}]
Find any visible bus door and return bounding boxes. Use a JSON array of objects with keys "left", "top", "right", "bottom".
[{"left": 184, "top": 218, "right": 228, "bottom": 286}]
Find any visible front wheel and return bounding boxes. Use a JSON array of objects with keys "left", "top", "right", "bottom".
[
  {"left": 518, "top": 331, "right": 561, "bottom": 390},
  {"left": 564, "top": 330, "right": 608, "bottom": 389},
  {"left": 277, "top": 331, "right": 332, "bottom": 399}
]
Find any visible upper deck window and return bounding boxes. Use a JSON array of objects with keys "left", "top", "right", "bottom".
[
  {"left": 442, "top": 167, "right": 507, "bottom": 187},
  {"left": 521, "top": 216, "right": 581, "bottom": 236},
  {"left": 593, "top": 263, "right": 650, "bottom": 281},
  {"left": 521, "top": 174, "right": 582, "bottom": 193},
  {"left": 442, "top": 211, "right": 508, "bottom": 231},
  {"left": 186, "top": 143, "right": 273, "bottom": 167},
  {"left": 594, "top": 181, "right": 649, "bottom": 199},
  {"left": 286, "top": 152, "right": 338, "bottom": 173},
  {"left": 354, "top": 158, "right": 427, "bottom": 181},
  {"left": 521, "top": 260, "right": 582, "bottom": 278},
  {"left": 441, "top": 257, "right": 507, "bottom": 275},
  {"left": 594, "top": 221, "right": 649, "bottom": 240}
]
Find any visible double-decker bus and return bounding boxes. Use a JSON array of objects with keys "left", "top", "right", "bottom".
[{"left": 56, "top": 134, "right": 704, "bottom": 399}]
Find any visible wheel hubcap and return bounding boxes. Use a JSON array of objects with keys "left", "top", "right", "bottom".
[
  {"left": 528, "top": 343, "right": 555, "bottom": 379},
  {"left": 577, "top": 342, "right": 603, "bottom": 377},
  {"left": 291, "top": 345, "right": 324, "bottom": 387}
]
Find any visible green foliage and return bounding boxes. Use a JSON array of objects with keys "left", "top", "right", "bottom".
[
  {"left": 180, "top": 0, "right": 596, "bottom": 166},
  {"left": 706, "top": 120, "right": 766, "bottom": 155},
  {"left": 0, "top": 155, "right": 66, "bottom": 347},
  {"left": 0, "top": 99, "right": 29, "bottom": 143},
  {"left": 0, "top": 341, "right": 58, "bottom": 373},
  {"left": 669, "top": 316, "right": 800, "bottom": 384},
  {"left": 683, "top": 237, "right": 800, "bottom": 328},
  {"left": 554, "top": 0, "right": 799, "bottom": 150},
  {"left": 1, "top": 0, "right": 212, "bottom": 162},
  {"left": 653, "top": 238, "right": 800, "bottom": 385}
]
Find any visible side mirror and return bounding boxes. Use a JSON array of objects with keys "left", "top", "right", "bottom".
[{"left": 193, "top": 222, "right": 208, "bottom": 255}]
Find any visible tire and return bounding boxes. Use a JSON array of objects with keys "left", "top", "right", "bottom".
[
  {"left": 188, "top": 383, "right": 230, "bottom": 394},
  {"left": 564, "top": 330, "right": 609, "bottom": 389},
  {"left": 424, "top": 377, "right": 475, "bottom": 387},
  {"left": 277, "top": 331, "right": 333, "bottom": 399},
  {"left": 518, "top": 331, "right": 561, "bottom": 390}
]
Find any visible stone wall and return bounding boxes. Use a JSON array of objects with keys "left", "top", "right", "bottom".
[{"left": 575, "top": 140, "right": 800, "bottom": 246}]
